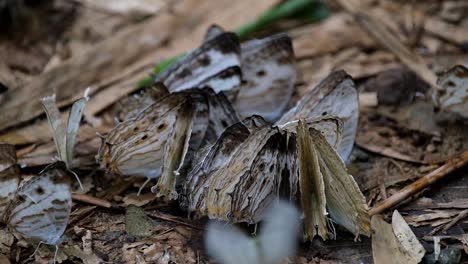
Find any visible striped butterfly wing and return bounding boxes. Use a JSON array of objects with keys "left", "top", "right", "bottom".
[
  {"left": 98, "top": 94, "right": 192, "bottom": 179},
  {"left": 154, "top": 32, "right": 241, "bottom": 93},
  {"left": 185, "top": 116, "right": 295, "bottom": 223},
  {"left": 277, "top": 71, "right": 358, "bottom": 162},
  {"left": 7, "top": 162, "right": 71, "bottom": 245}
]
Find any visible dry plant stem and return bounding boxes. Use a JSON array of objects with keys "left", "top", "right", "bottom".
[
  {"left": 337, "top": 0, "right": 437, "bottom": 87},
  {"left": 148, "top": 211, "right": 202, "bottom": 230},
  {"left": 72, "top": 193, "right": 112, "bottom": 208},
  {"left": 429, "top": 209, "right": 468, "bottom": 235},
  {"left": 370, "top": 150, "right": 468, "bottom": 216}
]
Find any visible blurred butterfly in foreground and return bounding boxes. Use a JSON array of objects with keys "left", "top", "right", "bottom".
[
  {"left": 183, "top": 71, "right": 369, "bottom": 240},
  {"left": 205, "top": 200, "right": 301, "bottom": 264},
  {"left": 0, "top": 144, "right": 72, "bottom": 263}
]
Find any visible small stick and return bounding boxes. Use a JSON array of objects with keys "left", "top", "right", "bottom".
[
  {"left": 148, "top": 211, "right": 202, "bottom": 230},
  {"left": 72, "top": 193, "right": 112, "bottom": 208},
  {"left": 370, "top": 150, "right": 468, "bottom": 216},
  {"left": 429, "top": 209, "right": 468, "bottom": 235}
]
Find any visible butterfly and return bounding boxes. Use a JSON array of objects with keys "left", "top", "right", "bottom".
[
  {"left": 0, "top": 145, "right": 72, "bottom": 263},
  {"left": 205, "top": 200, "right": 301, "bottom": 264},
  {"left": 203, "top": 25, "right": 296, "bottom": 122},
  {"left": 97, "top": 84, "right": 239, "bottom": 198},
  {"left": 116, "top": 25, "right": 295, "bottom": 123},
  {"left": 183, "top": 71, "right": 369, "bottom": 240},
  {"left": 432, "top": 65, "right": 468, "bottom": 119},
  {"left": 42, "top": 92, "right": 89, "bottom": 189}
]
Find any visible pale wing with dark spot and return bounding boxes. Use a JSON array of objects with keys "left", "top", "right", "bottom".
[
  {"left": 98, "top": 94, "right": 191, "bottom": 179},
  {"left": 7, "top": 163, "right": 71, "bottom": 245},
  {"left": 233, "top": 34, "right": 295, "bottom": 122},
  {"left": 277, "top": 71, "right": 358, "bottom": 162},
  {"left": 154, "top": 32, "right": 241, "bottom": 93}
]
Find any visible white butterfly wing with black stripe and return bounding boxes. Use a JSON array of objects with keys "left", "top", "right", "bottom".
[{"left": 7, "top": 163, "right": 71, "bottom": 245}]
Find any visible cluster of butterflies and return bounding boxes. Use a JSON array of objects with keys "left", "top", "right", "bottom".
[
  {"left": 98, "top": 25, "right": 370, "bottom": 239},
  {"left": 1, "top": 25, "right": 375, "bottom": 261}
]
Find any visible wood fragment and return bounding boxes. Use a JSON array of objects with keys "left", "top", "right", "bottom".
[
  {"left": 370, "top": 150, "right": 468, "bottom": 215},
  {"left": 429, "top": 209, "right": 468, "bottom": 235},
  {"left": 72, "top": 193, "right": 112, "bottom": 208}
]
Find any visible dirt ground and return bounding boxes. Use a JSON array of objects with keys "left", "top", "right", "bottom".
[{"left": 0, "top": 0, "right": 467, "bottom": 263}]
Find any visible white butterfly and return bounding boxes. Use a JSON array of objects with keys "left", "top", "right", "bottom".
[
  {"left": 0, "top": 148, "right": 72, "bottom": 263},
  {"left": 205, "top": 200, "right": 301, "bottom": 264},
  {"left": 42, "top": 91, "right": 89, "bottom": 189}
]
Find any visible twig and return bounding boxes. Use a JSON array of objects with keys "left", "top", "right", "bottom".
[
  {"left": 72, "top": 193, "right": 112, "bottom": 208},
  {"left": 148, "top": 211, "right": 202, "bottom": 230},
  {"left": 370, "top": 150, "right": 468, "bottom": 216},
  {"left": 429, "top": 209, "right": 468, "bottom": 235}
]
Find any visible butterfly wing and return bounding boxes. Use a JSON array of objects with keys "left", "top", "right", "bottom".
[
  {"left": 277, "top": 71, "right": 358, "bottom": 162},
  {"left": 8, "top": 163, "right": 71, "bottom": 245},
  {"left": 310, "top": 128, "right": 370, "bottom": 238},
  {"left": 116, "top": 83, "right": 170, "bottom": 121},
  {"left": 433, "top": 65, "right": 468, "bottom": 118},
  {"left": 296, "top": 121, "right": 329, "bottom": 240},
  {"left": 154, "top": 32, "right": 241, "bottom": 93},
  {"left": 153, "top": 98, "right": 194, "bottom": 199},
  {"left": 98, "top": 94, "right": 191, "bottom": 179},
  {"left": 66, "top": 97, "right": 88, "bottom": 165},
  {"left": 233, "top": 34, "right": 296, "bottom": 122},
  {"left": 186, "top": 116, "right": 291, "bottom": 223},
  {"left": 42, "top": 95, "right": 67, "bottom": 163}
]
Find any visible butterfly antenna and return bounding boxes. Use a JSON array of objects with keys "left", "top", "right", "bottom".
[
  {"left": 68, "top": 168, "right": 84, "bottom": 190},
  {"left": 138, "top": 178, "right": 152, "bottom": 196}
]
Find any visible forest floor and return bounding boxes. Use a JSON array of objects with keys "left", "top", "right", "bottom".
[{"left": 0, "top": 0, "right": 467, "bottom": 263}]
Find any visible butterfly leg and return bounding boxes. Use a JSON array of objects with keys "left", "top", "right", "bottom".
[
  {"left": 137, "top": 178, "right": 152, "bottom": 196},
  {"left": 67, "top": 168, "right": 84, "bottom": 190},
  {"left": 53, "top": 245, "right": 59, "bottom": 264},
  {"left": 27, "top": 241, "right": 44, "bottom": 261}
]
